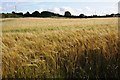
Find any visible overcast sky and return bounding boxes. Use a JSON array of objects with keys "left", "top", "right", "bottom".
[
  {"left": 1, "top": 0, "right": 120, "bottom": 2},
  {"left": 0, "top": 0, "right": 120, "bottom": 16}
]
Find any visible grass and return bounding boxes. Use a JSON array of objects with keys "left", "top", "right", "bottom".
[{"left": 1, "top": 18, "right": 120, "bottom": 79}]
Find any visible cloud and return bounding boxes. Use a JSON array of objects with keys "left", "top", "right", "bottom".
[
  {"left": 0, "top": 6, "right": 2, "bottom": 11},
  {"left": 47, "top": 8, "right": 61, "bottom": 13},
  {"left": 60, "top": 7, "right": 80, "bottom": 15},
  {"left": 85, "top": 7, "right": 91, "bottom": 11},
  {"left": 0, "top": 7, "right": 2, "bottom": 12},
  {"left": 83, "top": 6, "right": 100, "bottom": 15},
  {"left": 2, "top": 3, "right": 16, "bottom": 11},
  {"left": 44, "top": 7, "right": 82, "bottom": 15},
  {"left": 54, "top": 6, "right": 105, "bottom": 16},
  {"left": 1, "top": 0, "right": 120, "bottom": 2},
  {"left": 37, "top": 6, "right": 97, "bottom": 16}
]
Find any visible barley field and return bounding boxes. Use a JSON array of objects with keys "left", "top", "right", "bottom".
[{"left": 1, "top": 18, "right": 120, "bottom": 79}]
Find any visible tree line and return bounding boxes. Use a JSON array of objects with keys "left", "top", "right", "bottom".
[{"left": 1, "top": 11, "right": 120, "bottom": 18}]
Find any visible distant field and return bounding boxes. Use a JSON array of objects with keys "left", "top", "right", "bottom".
[
  {"left": 2, "top": 18, "right": 120, "bottom": 79},
  {"left": 2, "top": 18, "right": 117, "bottom": 33}
]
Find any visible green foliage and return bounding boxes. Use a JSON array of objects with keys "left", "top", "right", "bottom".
[
  {"left": 1, "top": 13, "right": 20, "bottom": 18},
  {"left": 64, "top": 11, "right": 71, "bottom": 17}
]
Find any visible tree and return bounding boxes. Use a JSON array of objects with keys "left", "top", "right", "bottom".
[
  {"left": 11, "top": 11, "right": 23, "bottom": 17},
  {"left": 64, "top": 11, "right": 71, "bottom": 17},
  {"left": 79, "top": 14, "right": 85, "bottom": 18},
  {"left": 12, "top": 11, "right": 16, "bottom": 14},
  {"left": 110, "top": 13, "right": 115, "bottom": 17},
  {"left": 17, "top": 12, "right": 23, "bottom": 16},
  {"left": 24, "top": 12, "right": 31, "bottom": 17},
  {"left": 41, "top": 11, "right": 53, "bottom": 17},
  {"left": 115, "top": 13, "right": 120, "bottom": 17},
  {"left": 32, "top": 11, "right": 41, "bottom": 17}
]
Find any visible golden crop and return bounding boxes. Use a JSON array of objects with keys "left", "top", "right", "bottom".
[{"left": 1, "top": 18, "right": 119, "bottom": 79}]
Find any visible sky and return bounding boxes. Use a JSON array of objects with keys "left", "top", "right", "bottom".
[{"left": 0, "top": 0, "right": 120, "bottom": 16}]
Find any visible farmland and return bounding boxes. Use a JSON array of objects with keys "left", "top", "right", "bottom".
[{"left": 1, "top": 18, "right": 120, "bottom": 79}]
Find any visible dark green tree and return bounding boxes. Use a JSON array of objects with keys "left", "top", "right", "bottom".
[
  {"left": 32, "top": 11, "right": 41, "bottom": 17},
  {"left": 24, "top": 12, "right": 31, "bottom": 17},
  {"left": 79, "top": 14, "right": 85, "bottom": 18},
  {"left": 64, "top": 11, "right": 71, "bottom": 17},
  {"left": 40, "top": 11, "right": 55, "bottom": 17}
]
